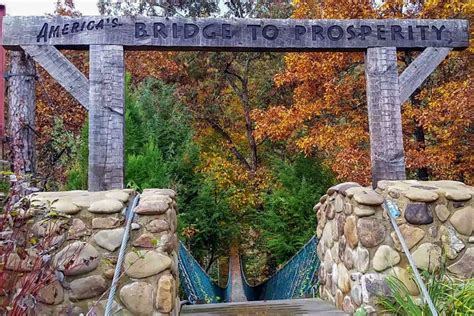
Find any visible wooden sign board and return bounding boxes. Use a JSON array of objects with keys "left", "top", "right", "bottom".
[{"left": 1, "top": 16, "right": 469, "bottom": 51}]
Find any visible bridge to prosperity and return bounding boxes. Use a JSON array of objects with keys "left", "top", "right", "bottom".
[{"left": 0, "top": 13, "right": 470, "bottom": 316}]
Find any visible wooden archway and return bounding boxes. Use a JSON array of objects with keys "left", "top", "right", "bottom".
[{"left": 1, "top": 16, "right": 469, "bottom": 190}]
